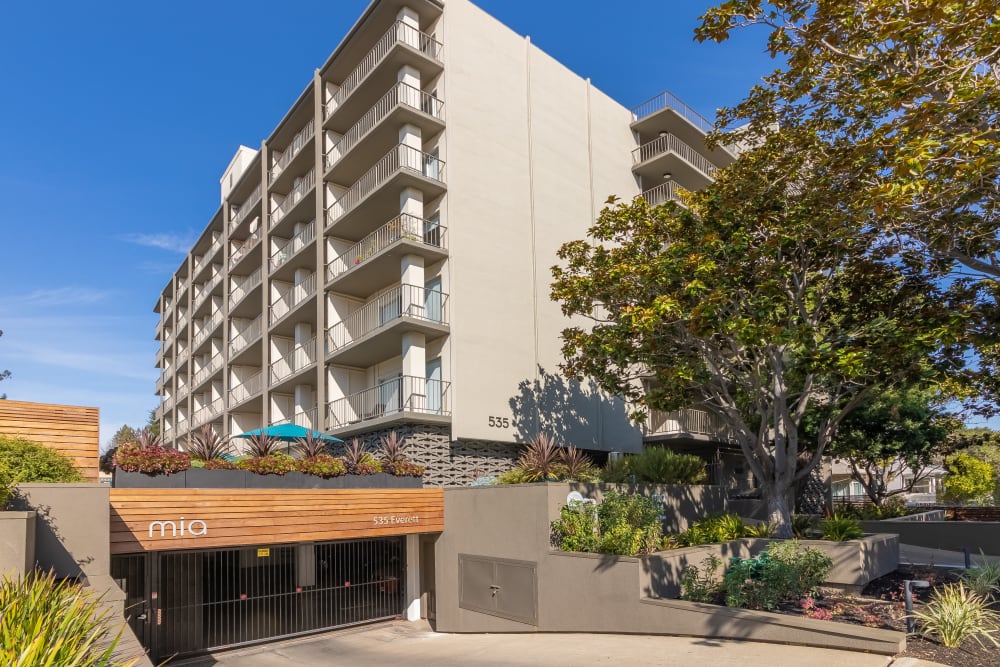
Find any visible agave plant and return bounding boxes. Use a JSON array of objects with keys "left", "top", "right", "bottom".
[
  {"left": 295, "top": 432, "right": 330, "bottom": 458},
  {"left": 134, "top": 427, "right": 162, "bottom": 450},
  {"left": 245, "top": 433, "right": 279, "bottom": 458},
  {"left": 518, "top": 433, "right": 563, "bottom": 482},
  {"left": 378, "top": 431, "right": 408, "bottom": 464},
  {"left": 187, "top": 426, "right": 231, "bottom": 461},
  {"left": 342, "top": 438, "right": 370, "bottom": 474},
  {"left": 559, "top": 446, "right": 596, "bottom": 481}
]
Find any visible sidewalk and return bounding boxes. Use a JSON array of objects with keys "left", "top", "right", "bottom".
[{"left": 900, "top": 544, "right": 1000, "bottom": 568}]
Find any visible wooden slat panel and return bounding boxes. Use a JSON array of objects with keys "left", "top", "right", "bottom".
[
  {"left": 0, "top": 399, "right": 99, "bottom": 481},
  {"left": 109, "top": 488, "right": 444, "bottom": 553}
]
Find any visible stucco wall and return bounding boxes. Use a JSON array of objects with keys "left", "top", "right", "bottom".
[
  {"left": 860, "top": 519, "right": 1000, "bottom": 556},
  {"left": 0, "top": 511, "right": 35, "bottom": 577}
]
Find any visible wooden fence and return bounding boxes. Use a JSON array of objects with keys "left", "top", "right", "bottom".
[{"left": 0, "top": 400, "right": 99, "bottom": 481}]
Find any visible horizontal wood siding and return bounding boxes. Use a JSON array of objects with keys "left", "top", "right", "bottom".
[
  {"left": 109, "top": 488, "right": 444, "bottom": 554},
  {"left": 0, "top": 400, "right": 99, "bottom": 481}
]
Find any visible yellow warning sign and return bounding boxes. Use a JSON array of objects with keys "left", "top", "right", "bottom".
[{"left": 257, "top": 548, "right": 270, "bottom": 558}]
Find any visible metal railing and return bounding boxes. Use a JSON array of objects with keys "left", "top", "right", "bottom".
[
  {"left": 632, "top": 133, "right": 718, "bottom": 178},
  {"left": 325, "top": 21, "right": 443, "bottom": 118},
  {"left": 193, "top": 353, "right": 223, "bottom": 387},
  {"left": 326, "top": 82, "right": 444, "bottom": 169},
  {"left": 271, "top": 220, "right": 316, "bottom": 270},
  {"left": 269, "top": 272, "right": 317, "bottom": 324},
  {"left": 176, "top": 277, "right": 190, "bottom": 297},
  {"left": 193, "top": 311, "right": 223, "bottom": 349},
  {"left": 326, "top": 144, "right": 445, "bottom": 226},
  {"left": 231, "top": 267, "right": 262, "bottom": 307},
  {"left": 631, "top": 90, "right": 715, "bottom": 133},
  {"left": 327, "top": 214, "right": 446, "bottom": 281},
  {"left": 163, "top": 395, "right": 175, "bottom": 413},
  {"left": 270, "top": 406, "right": 318, "bottom": 431},
  {"left": 270, "top": 118, "right": 315, "bottom": 181},
  {"left": 192, "top": 397, "right": 225, "bottom": 428},
  {"left": 193, "top": 271, "right": 223, "bottom": 310},
  {"left": 641, "top": 181, "right": 688, "bottom": 208},
  {"left": 230, "top": 315, "right": 263, "bottom": 356},
  {"left": 176, "top": 312, "right": 189, "bottom": 333},
  {"left": 230, "top": 183, "right": 263, "bottom": 232},
  {"left": 327, "top": 375, "right": 450, "bottom": 427},
  {"left": 193, "top": 238, "right": 223, "bottom": 274},
  {"left": 645, "top": 408, "right": 735, "bottom": 441},
  {"left": 326, "top": 284, "right": 447, "bottom": 353},
  {"left": 176, "top": 347, "right": 190, "bottom": 369},
  {"left": 229, "top": 232, "right": 261, "bottom": 269},
  {"left": 229, "top": 370, "right": 263, "bottom": 406},
  {"left": 269, "top": 336, "right": 317, "bottom": 384},
  {"left": 270, "top": 168, "right": 316, "bottom": 228}
]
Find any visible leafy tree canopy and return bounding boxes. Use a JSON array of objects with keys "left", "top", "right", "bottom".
[{"left": 943, "top": 452, "right": 996, "bottom": 504}]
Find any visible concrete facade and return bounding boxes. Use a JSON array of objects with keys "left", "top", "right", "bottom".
[
  {"left": 861, "top": 517, "right": 1000, "bottom": 556},
  {"left": 0, "top": 511, "right": 35, "bottom": 577}
]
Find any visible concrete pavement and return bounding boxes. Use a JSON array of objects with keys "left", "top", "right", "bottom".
[{"left": 899, "top": 544, "right": 1000, "bottom": 568}]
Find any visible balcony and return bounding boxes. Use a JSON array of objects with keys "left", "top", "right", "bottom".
[
  {"left": 193, "top": 271, "right": 224, "bottom": 314},
  {"left": 269, "top": 167, "right": 316, "bottom": 232},
  {"left": 230, "top": 183, "right": 263, "bottom": 235},
  {"left": 327, "top": 375, "right": 450, "bottom": 434},
  {"left": 192, "top": 311, "right": 223, "bottom": 351},
  {"left": 270, "top": 221, "right": 316, "bottom": 275},
  {"left": 163, "top": 395, "right": 175, "bottom": 413},
  {"left": 192, "top": 353, "right": 224, "bottom": 390},
  {"left": 229, "top": 370, "right": 264, "bottom": 408},
  {"left": 155, "top": 374, "right": 164, "bottom": 394},
  {"left": 326, "top": 144, "right": 446, "bottom": 239},
  {"left": 632, "top": 133, "right": 719, "bottom": 191},
  {"left": 230, "top": 267, "right": 262, "bottom": 314},
  {"left": 326, "top": 284, "right": 448, "bottom": 367},
  {"left": 175, "top": 347, "right": 190, "bottom": 372},
  {"left": 176, "top": 277, "right": 190, "bottom": 299},
  {"left": 270, "top": 118, "right": 315, "bottom": 187},
  {"left": 230, "top": 315, "right": 263, "bottom": 360},
  {"left": 269, "top": 273, "right": 317, "bottom": 327},
  {"left": 325, "top": 82, "right": 445, "bottom": 183},
  {"left": 193, "top": 237, "right": 224, "bottom": 278},
  {"left": 631, "top": 89, "right": 737, "bottom": 165},
  {"left": 270, "top": 407, "right": 318, "bottom": 431},
  {"left": 192, "top": 397, "right": 225, "bottom": 429},
  {"left": 324, "top": 20, "right": 443, "bottom": 130},
  {"left": 269, "top": 336, "right": 317, "bottom": 385},
  {"left": 229, "top": 232, "right": 262, "bottom": 271},
  {"left": 327, "top": 214, "right": 447, "bottom": 297},
  {"left": 640, "top": 181, "right": 688, "bottom": 208},
  {"left": 644, "top": 408, "right": 735, "bottom": 443}
]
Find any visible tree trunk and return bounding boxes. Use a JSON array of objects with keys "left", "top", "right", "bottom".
[{"left": 766, "top": 489, "right": 794, "bottom": 538}]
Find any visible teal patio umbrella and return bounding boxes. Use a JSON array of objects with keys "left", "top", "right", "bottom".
[{"left": 236, "top": 423, "right": 343, "bottom": 455}]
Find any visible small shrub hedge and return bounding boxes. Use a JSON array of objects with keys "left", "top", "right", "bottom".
[
  {"left": 0, "top": 435, "right": 82, "bottom": 507},
  {"left": 113, "top": 443, "right": 191, "bottom": 475},
  {"left": 601, "top": 447, "right": 706, "bottom": 485},
  {"left": 722, "top": 540, "right": 833, "bottom": 610},
  {"left": 663, "top": 514, "right": 774, "bottom": 548},
  {"left": 295, "top": 455, "right": 346, "bottom": 478},
  {"left": 238, "top": 454, "right": 296, "bottom": 476},
  {"left": 819, "top": 514, "right": 864, "bottom": 541},
  {"left": 551, "top": 490, "right": 662, "bottom": 556}
]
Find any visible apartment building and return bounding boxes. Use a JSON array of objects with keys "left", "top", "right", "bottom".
[{"left": 153, "top": 0, "right": 737, "bottom": 486}]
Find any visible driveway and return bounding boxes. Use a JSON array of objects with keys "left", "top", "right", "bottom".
[{"left": 175, "top": 620, "right": 899, "bottom": 666}]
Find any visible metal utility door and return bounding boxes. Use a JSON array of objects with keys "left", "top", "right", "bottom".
[{"left": 458, "top": 555, "right": 538, "bottom": 625}]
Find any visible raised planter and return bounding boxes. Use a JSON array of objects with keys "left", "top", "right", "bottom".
[
  {"left": 112, "top": 468, "right": 423, "bottom": 489},
  {"left": 113, "top": 470, "right": 186, "bottom": 488},
  {"left": 185, "top": 468, "right": 247, "bottom": 488}
]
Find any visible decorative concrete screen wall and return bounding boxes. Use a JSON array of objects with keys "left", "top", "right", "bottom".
[
  {"left": 109, "top": 488, "right": 444, "bottom": 554},
  {"left": 0, "top": 399, "right": 99, "bottom": 481}
]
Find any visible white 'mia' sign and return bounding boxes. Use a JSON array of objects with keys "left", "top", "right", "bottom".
[{"left": 148, "top": 518, "right": 208, "bottom": 538}]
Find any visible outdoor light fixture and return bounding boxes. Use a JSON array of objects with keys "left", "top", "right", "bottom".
[
  {"left": 904, "top": 579, "right": 930, "bottom": 633},
  {"left": 659, "top": 130, "right": 668, "bottom": 137},
  {"left": 663, "top": 172, "right": 673, "bottom": 181}
]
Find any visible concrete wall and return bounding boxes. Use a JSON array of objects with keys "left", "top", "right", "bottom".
[
  {"left": 860, "top": 518, "right": 1000, "bottom": 556},
  {"left": 560, "top": 483, "right": 729, "bottom": 533},
  {"left": 11, "top": 484, "right": 110, "bottom": 578},
  {"left": 0, "top": 511, "right": 35, "bottom": 577}
]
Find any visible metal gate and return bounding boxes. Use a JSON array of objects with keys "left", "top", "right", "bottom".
[{"left": 111, "top": 537, "right": 405, "bottom": 662}]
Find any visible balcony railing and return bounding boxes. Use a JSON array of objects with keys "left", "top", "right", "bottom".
[
  {"left": 230, "top": 315, "right": 263, "bottom": 356},
  {"left": 270, "top": 168, "right": 316, "bottom": 228},
  {"left": 270, "top": 336, "right": 317, "bottom": 384},
  {"left": 325, "top": 21, "right": 443, "bottom": 118},
  {"left": 176, "top": 312, "right": 190, "bottom": 333},
  {"left": 645, "top": 408, "right": 735, "bottom": 441},
  {"left": 328, "top": 214, "right": 446, "bottom": 281},
  {"left": 176, "top": 348, "right": 190, "bottom": 370},
  {"left": 631, "top": 90, "right": 715, "bottom": 133},
  {"left": 326, "top": 144, "right": 445, "bottom": 226},
  {"left": 270, "top": 119, "right": 315, "bottom": 181},
  {"left": 193, "top": 353, "right": 223, "bottom": 388},
  {"left": 326, "top": 284, "right": 447, "bottom": 352},
  {"left": 230, "top": 183, "right": 263, "bottom": 232},
  {"left": 229, "top": 370, "right": 263, "bottom": 406},
  {"left": 193, "top": 311, "right": 223, "bottom": 349},
  {"left": 193, "top": 272, "right": 223, "bottom": 310},
  {"left": 632, "top": 133, "right": 718, "bottom": 178},
  {"left": 177, "top": 278, "right": 190, "bottom": 297},
  {"left": 326, "top": 82, "right": 444, "bottom": 169},
  {"left": 269, "top": 273, "right": 317, "bottom": 324},
  {"left": 641, "top": 181, "right": 688, "bottom": 208},
  {"left": 327, "top": 375, "right": 450, "bottom": 427},
  {"left": 193, "top": 238, "right": 223, "bottom": 274},
  {"left": 229, "top": 232, "right": 261, "bottom": 270},
  {"left": 270, "top": 407, "right": 318, "bottom": 431},
  {"left": 231, "top": 267, "right": 263, "bottom": 308},
  {"left": 192, "top": 397, "right": 225, "bottom": 428},
  {"left": 271, "top": 221, "right": 316, "bottom": 271}
]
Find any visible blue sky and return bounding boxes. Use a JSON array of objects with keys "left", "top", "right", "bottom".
[{"left": 0, "top": 1, "right": 786, "bottom": 447}]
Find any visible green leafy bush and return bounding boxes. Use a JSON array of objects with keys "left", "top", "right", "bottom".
[
  {"left": 665, "top": 514, "right": 751, "bottom": 548},
  {"left": 820, "top": 514, "right": 864, "bottom": 541},
  {"left": 792, "top": 514, "right": 820, "bottom": 538},
  {"left": 551, "top": 490, "right": 662, "bottom": 557},
  {"left": 912, "top": 582, "right": 1000, "bottom": 648},
  {"left": 295, "top": 454, "right": 346, "bottom": 478},
  {"left": 744, "top": 522, "right": 776, "bottom": 538},
  {"left": 113, "top": 443, "right": 190, "bottom": 475},
  {"left": 943, "top": 453, "right": 996, "bottom": 504},
  {"left": 238, "top": 453, "right": 296, "bottom": 475},
  {"left": 601, "top": 447, "right": 706, "bottom": 485},
  {"left": 551, "top": 501, "right": 600, "bottom": 553},
  {"left": 680, "top": 555, "right": 723, "bottom": 603},
  {"left": 962, "top": 553, "right": 1000, "bottom": 599},
  {"left": 204, "top": 458, "right": 239, "bottom": 470},
  {"left": 384, "top": 461, "right": 425, "bottom": 477},
  {"left": 495, "top": 435, "right": 599, "bottom": 483},
  {"left": 723, "top": 540, "right": 832, "bottom": 610},
  {"left": 0, "top": 436, "right": 82, "bottom": 507},
  {"left": 0, "top": 571, "right": 139, "bottom": 666}
]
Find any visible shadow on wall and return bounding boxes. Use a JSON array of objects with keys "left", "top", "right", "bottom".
[
  {"left": 508, "top": 366, "right": 640, "bottom": 449},
  {"left": 10, "top": 492, "right": 91, "bottom": 578}
]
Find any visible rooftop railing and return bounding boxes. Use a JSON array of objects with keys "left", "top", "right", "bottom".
[
  {"left": 270, "top": 168, "right": 315, "bottom": 228},
  {"left": 270, "top": 118, "right": 315, "bottom": 181},
  {"left": 269, "top": 273, "right": 317, "bottom": 325},
  {"left": 327, "top": 214, "right": 446, "bottom": 281},
  {"left": 632, "top": 133, "right": 718, "bottom": 178},
  {"left": 326, "top": 283, "right": 447, "bottom": 353},
  {"left": 631, "top": 90, "right": 715, "bottom": 134},
  {"left": 269, "top": 336, "right": 317, "bottom": 384},
  {"left": 327, "top": 375, "right": 450, "bottom": 428},
  {"left": 271, "top": 221, "right": 316, "bottom": 271}
]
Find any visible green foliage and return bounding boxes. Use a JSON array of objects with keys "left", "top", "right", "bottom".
[
  {"left": 496, "top": 435, "right": 599, "bottom": 484},
  {"left": 496, "top": 467, "right": 532, "bottom": 485},
  {"left": 820, "top": 515, "right": 864, "bottom": 541},
  {"left": 601, "top": 447, "right": 707, "bottom": 485},
  {"left": 943, "top": 453, "right": 996, "bottom": 504},
  {"left": 551, "top": 490, "right": 662, "bottom": 557},
  {"left": 743, "top": 522, "right": 776, "bottom": 538},
  {"left": 238, "top": 453, "right": 296, "bottom": 476},
  {"left": 680, "top": 555, "right": 723, "bottom": 603},
  {"left": 245, "top": 433, "right": 279, "bottom": 458},
  {"left": 295, "top": 433, "right": 330, "bottom": 459},
  {"left": 295, "top": 454, "right": 346, "bottom": 478},
  {"left": 666, "top": 514, "right": 753, "bottom": 548},
  {"left": 113, "top": 443, "right": 190, "bottom": 475},
  {"left": 377, "top": 431, "right": 407, "bottom": 464},
  {"left": 792, "top": 515, "right": 819, "bottom": 539},
  {"left": 723, "top": 541, "right": 833, "bottom": 610},
  {"left": 830, "top": 498, "right": 912, "bottom": 520},
  {"left": 551, "top": 501, "right": 600, "bottom": 554},
  {"left": 203, "top": 458, "right": 239, "bottom": 470},
  {"left": 0, "top": 435, "right": 82, "bottom": 506},
  {"left": 0, "top": 571, "right": 139, "bottom": 666},
  {"left": 949, "top": 430, "right": 1000, "bottom": 504},
  {"left": 912, "top": 583, "right": 1000, "bottom": 649},
  {"left": 962, "top": 553, "right": 1000, "bottom": 599},
  {"left": 384, "top": 461, "right": 425, "bottom": 477},
  {"left": 560, "top": 446, "right": 599, "bottom": 482},
  {"left": 187, "top": 425, "right": 232, "bottom": 461}
]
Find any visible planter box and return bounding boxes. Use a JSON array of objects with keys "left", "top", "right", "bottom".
[
  {"left": 113, "top": 470, "right": 186, "bottom": 488},
  {"left": 752, "top": 534, "right": 899, "bottom": 591},
  {"left": 113, "top": 468, "right": 423, "bottom": 489},
  {"left": 185, "top": 468, "right": 247, "bottom": 488},
  {"left": 246, "top": 471, "right": 309, "bottom": 489}
]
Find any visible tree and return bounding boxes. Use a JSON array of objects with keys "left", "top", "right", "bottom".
[
  {"left": 0, "top": 329, "right": 10, "bottom": 400},
  {"left": 818, "top": 385, "right": 960, "bottom": 507},
  {"left": 146, "top": 408, "right": 160, "bottom": 437},
  {"left": 551, "top": 143, "right": 963, "bottom": 537},
  {"left": 942, "top": 453, "right": 996, "bottom": 505},
  {"left": 99, "top": 424, "right": 138, "bottom": 474},
  {"left": 947, "top": 428, "right": 1000, "bottom": 503}
]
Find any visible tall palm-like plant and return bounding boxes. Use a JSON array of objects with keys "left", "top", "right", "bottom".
[
  {"left": 378, "top": 431, "right": 408, "bottom": 463},
  {"left": 134, "top": 428, "right": 162, "bottom": 450},
  {"left": 295, "top": 432, "right": 329, "bottom": 458},
  {"left": 560, "top": 446, "right": 596, "bottom": 481},
  {"left": 187, "top": 426, "right": 231, "bottom": 461},
  {"left": 245, "top": 433, "right": 279, "bottom": 458},
  {"left": 343, "top": 438, "right": 370, "bottom": 474},
  {"left": 518, "top": 433, "right": 563, "bottom": 482}
]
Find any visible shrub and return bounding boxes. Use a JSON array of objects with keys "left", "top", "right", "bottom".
[
  {"left": 0, "top": 571, "right": 139, "bottom": 667},
  {"left": 378, "top": 432, "right": 408, "bottom": 464},
  {"left": 0, "top": 436, "right": 82, "bottom": 507},
  {"left": 384, "top": 461, "right": 425, "bottom": 477},
  {"left": 551, "top": 500, "right": 600, "bottom": 553},
  {"left": 962, "top": 553, "right": 1000, "bottom": 599},
  {"left": 204, "top": 458, "right": 239, "bottom": 470},
  {"left": 113, "top": 443, "right": 190, "bottom": 475},
  {"left": 295, "top": 455, "right": 346, "bottom": 478},
  {"left": 187, "top": 425, "right": 231, "bottom": 461},
  {"left": 134, "top": 428, "right": 161, "bottom": 450},
  {"left": 666, "top": 514, "right": 749, "bottom": 547},
  {"left": 342, "top": 438, "right": 370, "bottom": 474},
  {"left": 744, "top": 522, "right": 776, "bottom": 538},
  {"left": 723, "top": 541, "right": 832, "bottom": 610},
  {"left": 680, "top": 555, "right": 723, "bottom": 603},
  {"left": 943, "top": 453, "right": 996, "bottom": 504},
  {"left": 496, "top": 467, "right": 532, "bottom": 484},
  {"left": 517, "top": 433, "right": 563, "bottom": 482},
  {"left": 820, "top": 514, "right": 864, "bottom": 541},
  {"left": 912, "top": 583, "right": 1000, "bottom": 648},
  {"left": 551, "top": 490, "right": 662, "bottom": 557},
  {"left": 560, "top": 446, "right": 599, "bottom": 482},
  {"left": 295, "top": 433, "right": 330, "bottom": 458},
  {"left": 600, "top": 447, "right": 706, "bottom": 485},
  {"left": 238, "top": 454, "right": 296, "bottom": 476},
  {"left": 245, "top": 433, "right": 280, "bottom": 458},
  {"left": 792, "top": 514, "right": 820, "bottom": 539}
]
